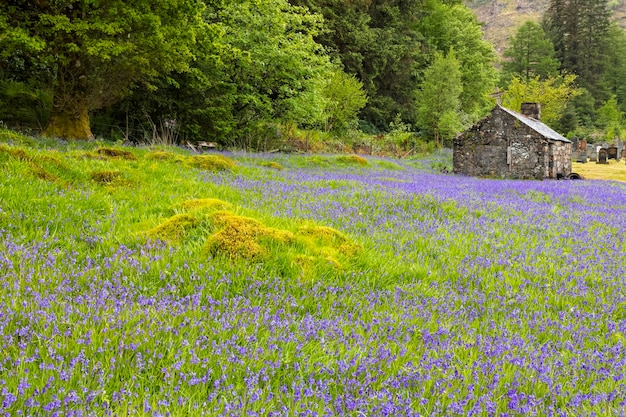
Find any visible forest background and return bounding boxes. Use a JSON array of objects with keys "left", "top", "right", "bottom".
[{"left": 1, "top": 0, "right": 626, "bottom": 153}]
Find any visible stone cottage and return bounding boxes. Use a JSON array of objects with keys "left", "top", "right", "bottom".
[{"left": 453, "top": 103, "right": 572, "bottom": 179}]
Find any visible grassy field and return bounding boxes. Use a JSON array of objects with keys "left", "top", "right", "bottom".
[
  {"left": 1, "top": 129, "right": 626, "bottom": 416},
  {"left": 572, "top": 159, "right": 626, "bottom": 183}
]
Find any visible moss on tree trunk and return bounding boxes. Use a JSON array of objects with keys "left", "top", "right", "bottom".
[{"left": 43, "top": 106, "right": 94, "bottom": 140}]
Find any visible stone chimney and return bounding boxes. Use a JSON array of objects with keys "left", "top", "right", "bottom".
[{"left": 521, "top": 102, "right": 541, "bottom": 120}]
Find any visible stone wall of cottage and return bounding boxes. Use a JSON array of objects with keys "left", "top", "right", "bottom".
[{"left": 453, "top": 107, "right": 572, "bottom": 179}]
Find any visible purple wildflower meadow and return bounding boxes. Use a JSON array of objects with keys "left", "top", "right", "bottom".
[{"left": 1, "top": 150, "right": 625, "bottom": 416}]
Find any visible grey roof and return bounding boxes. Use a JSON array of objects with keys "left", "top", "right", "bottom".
[{"left": 498, "top": 105, "right": 571, "bottom": 143}]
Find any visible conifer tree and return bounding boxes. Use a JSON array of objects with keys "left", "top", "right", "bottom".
[
  {"left": 501, "top": 21, "right": 560, "bottom": 85},
  {"left": 544, "top": 0, "right": 611, "bottom": 100}
]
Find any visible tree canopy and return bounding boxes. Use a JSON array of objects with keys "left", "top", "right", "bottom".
[
  {"left": 501, "top": 21, "right": 560, "bottom": 84},
  {"left": 0, "top": 0, "right": 206, "bottom": 139}
]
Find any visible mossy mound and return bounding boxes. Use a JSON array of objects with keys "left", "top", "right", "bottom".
[
  {"left": 178, "top": 198, "right": 232, "bottom": 212},
  {"left": 297, "top": 225, "right": 360, "bottom": 256},
  {"left": 336, "top": 154, "right": 369, "bottom": 166},
  {"left": 259, "top": 161, "right": 284, "bottom": 170},
  {"left": 146, "top": 150, "right": 184, "bottom": 162},
  {"left": 90, "top": 170, "right": 123, "bottom": 185},
  {"left": 95, "top": 147, "right": 137, "bottom": 160},
  {"left": 205, "top": 211, "right": 360, "bottom": 278},
  {"left": 0, "top": 144, "right": 32, "bottom": 161},
  {"left": 146, "top": 214, "right": 200, "bottom": 242},
  {"left": 206, "top": 211, "right": 295, "bottom": 259},
  {"left": 0, "top": 145, "right": 76, "bottom": 184},
  {"left": 187, "top": 155, "right": 236, "bottom": 171},
  {"left": 145, "top": 203, "right": 361, "bottom": 279}
]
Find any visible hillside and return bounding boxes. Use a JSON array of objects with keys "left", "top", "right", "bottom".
[{"left": 465, "top": 0, "right": 626, "bottom": 55}]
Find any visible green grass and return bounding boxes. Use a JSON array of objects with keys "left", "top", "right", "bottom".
[{"left": 1, "top": 129, "right": 625, "bottom": 416}]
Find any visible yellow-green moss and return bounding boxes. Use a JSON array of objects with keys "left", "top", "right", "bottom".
[
  {"left": 146, "top": 214, "right": 200, "bottom": 242},
  {"left": 297, "top": 225, "right": 349, "bottom": 244},
  {"left": 146, "top": 151, "right": 184, "bottom": 162},
  {"left": 95, "top": 147, "right": 137, "bottom": 160},
  {"left": 90, "top": 170, "right": 123, "bottom": 184},
  {"left": 297, "top": 224, "right": 360, "bottom": 258},
  {"left": 187, "top": 155, "right": 236, "bottom": 171},
  {"left": 336, "top": 155, "right": 369, "bottom": 165},
  {"left": 259, "top": 161, "right": 284, "bottom": 170},
  {"left": 205, "top": 211, "right": 295, "bottom": 259},
  {"left": 0, "top": 144, "right": 32, "bottom": 161},
  {"left": 178, "top": 198, "right": 232, "bottom": 212}
]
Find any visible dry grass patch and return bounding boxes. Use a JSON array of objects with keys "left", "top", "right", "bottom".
[
  {"left": 572, "top": 160, "right": 626, "bottom": 183},
  {"left": 0, "top": 144, "right": 32, "bottom": 161},
  {"left": 90, "top": 170, "right": 123, "bottom": 185}
]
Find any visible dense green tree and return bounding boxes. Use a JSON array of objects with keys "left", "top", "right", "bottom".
[
  {"left": 416, "top": 51, "right": 463, "bottom": 147},
  {"left": 596, "top": 95, "right": 624, "bottom": 141},
  {"left": 601, "top": 23, "right": 626, "bottom": 113},
  {"left": 97, "top": 0, "right": 339, "bottom": 147},
  {"left": 544, "top": 0, "right": 612, "bottom": 100},
  {"left": 419, "top": 2, "right": 497, "bottom": 120},
  {"left": 210, "top": 0, "right": 334, "bottom": 145},
  {"left": 289, "top": 0, "right": 494, "bottom": 130},
  {"left": 321, "top": 69, "right": 368, "bottom": 133},
  {"left": 501, "top": 21, "right": 560, "bottom": 84},
  {"left": 0, "top": 0, "right": 205, "bottom": 140},
  {"left": 288, "top": 0, "right": 426, "bottom": 129},
  {"left": 503, "top": 74, "right": 579, "bottom": 126}
]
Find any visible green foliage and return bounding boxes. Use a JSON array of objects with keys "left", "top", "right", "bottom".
[
  {"left": 321, "top": 69, "right": 368, "bottom": 133},
  {"left": 501, "top": 21, "right": 560, "bottom": 85},
  {"left": 416, "top": 51, "right": 463, "bottom": 146},
  {"left": 0, "top": 80, "right": 51, "bottom": 131},
  {"left": 602, "top": 23, "right": 626, "bottom": 113},
  {"left": 544, "top": 0, "right": 612, "bottom": 100},
  {"left": 209, "top": 0, "right": 333, "bottom": 145},
  {"left": 0, "top": 0, "right": 206, "bottom": 138},
  {"left": 502, "top": 74, "right": 580, "bottom": 126},
  {"left": 596, "top": 95, "right": 625, "bottom": 141},
  {"left": 420, "top": 2, "right": 498, "bottom": 118},
  {"left": 386, "top": 115, "right": 415, "bottom": 151}
]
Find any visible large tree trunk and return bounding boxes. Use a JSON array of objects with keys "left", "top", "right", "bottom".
[
  {"left": 44, "top": 59, "right": 94, "bottom": 140},
  {"left": 43, "top": 105, "right": 94, "bottom": 140}
]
